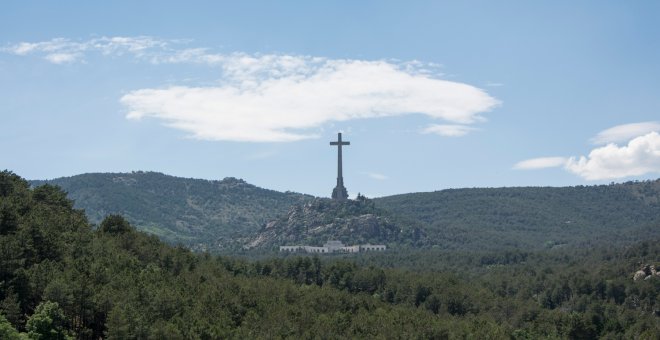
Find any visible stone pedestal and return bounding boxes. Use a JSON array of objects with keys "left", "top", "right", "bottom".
[{"left": 332, "top": 182, "right": 348, "bottom": 200}]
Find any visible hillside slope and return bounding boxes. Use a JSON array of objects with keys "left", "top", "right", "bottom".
[
  {"left": 31, "top": 172, "right": 313, "bottom": 250},
  {"left": 247, "top": 197, "right": 426, "bottom": 249},
  {"left": 31, "top": 172, "right": 660, "bottom": 252},
  {"left": 374, "top": 180, "right": 660, "bottom": 250}
]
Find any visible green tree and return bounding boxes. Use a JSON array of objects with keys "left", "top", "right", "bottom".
[
  {"left": 98, "top": 215, "right": 133, "bottom": 235},
  {"left": 0, "top": 313, "right": 24, "bottom": 340},
  {"left": 25, "top": 301, "right": 71, "bottom": 340},
  {"left": 0, "top": 290, "right": 23, "bottom": 327}
]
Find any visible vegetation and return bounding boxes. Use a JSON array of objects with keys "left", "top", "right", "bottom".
[
  {"left": 4, "top": 171, "right": 660, "bottom": 338},
  {"left": 247, "top": 197, "right": 426, "bottom": 249},
  {"left": 374, "top": 180, "right": 660, "bottom": 251},
  {"left": 32, "top": 173, "right": 660, "bottom": 254},
  {"left": 31, "top": 172, "right": 313, "bottom": 251}
]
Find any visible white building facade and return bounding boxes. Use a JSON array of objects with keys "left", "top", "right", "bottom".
[{"left": 279, "top": 240, "right": 386, "bottom": 254}]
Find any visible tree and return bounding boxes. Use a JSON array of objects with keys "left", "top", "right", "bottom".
[
  {"left": 0, "top": 290, "right": 23, "bottom": 328},
  {"left": 0, "top": 313, "right": 23, "bottom": 340},
  {"left": 98, "top": 215, "right": 133, "bottom": 235},
  {"left": 26, "top": 301, "right": 71, "bottom": 340}
]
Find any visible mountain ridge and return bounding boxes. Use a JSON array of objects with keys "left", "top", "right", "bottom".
[
  {"left": 29, "top": 172, "right": 660, "bottom": 252},
  {"left": 30, "top": 171, "right": 314, "bottom": 250},
  {"left": 374, "top": 179, "right": 660, "bottom": 250}
]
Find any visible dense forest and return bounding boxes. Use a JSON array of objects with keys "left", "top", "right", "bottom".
[{"left": 3, "top": 171, "right": 660, "bottom": 338}]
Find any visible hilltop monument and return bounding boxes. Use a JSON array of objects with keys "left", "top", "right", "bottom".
[{"left": 330, "top": 132, "right": 350, "bottom": 200}]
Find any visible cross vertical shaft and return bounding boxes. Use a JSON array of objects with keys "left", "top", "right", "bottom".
[{"left": 330, "top": 132, "right": 350, "bottom": 200}]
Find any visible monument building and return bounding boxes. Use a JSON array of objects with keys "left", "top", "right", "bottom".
[
  {"left": 330, "top": 132, "right": 349, "bottom": 200},
  {"left": 279, "top": 240, "right": 386, "bottom": 254}
]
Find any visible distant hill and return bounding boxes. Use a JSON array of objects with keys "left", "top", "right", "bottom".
[
  {"left": 31, "top": 172, "right": 313, "bottom": 250},
  {"left": 374, "top": 180, "right": 660, "bottom": 251},
  {"left": 31, "top": 172, "right": 660, "bottom": 252}
]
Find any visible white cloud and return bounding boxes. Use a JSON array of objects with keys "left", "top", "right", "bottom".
[
  {"left": 421, "top": 124, "right": 477, "bottom": 137},
  {"left": 513, "top": 157, "right": 567, "bottom": 170},
  {"left": 4, "top": 37, "right": 499, "bottom": 142},
  {"left": 121, "top": 55, "right": 499, "bottom": 142},
  {"left": 565, "top": 132, "right": 660, "bottom": 180},
  {"left": 362, "top": 172, "right": 388, "bottom": 180},
  {"left": 515, "top": 122, "right": 660, "bottom": 181},
  {"left": 591, "top": 121, "right": 660, "bottom": 145}
]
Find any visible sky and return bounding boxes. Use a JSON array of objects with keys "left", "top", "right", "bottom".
[{"left": 1, "top": 1, "right": 660, "bottom": 197}]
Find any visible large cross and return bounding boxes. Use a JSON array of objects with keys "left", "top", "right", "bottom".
[{"left": 330, "top": 132, "right": 350, "bottom": 200}]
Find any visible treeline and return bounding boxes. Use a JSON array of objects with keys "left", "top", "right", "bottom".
[{"left": 2, "top": 171, "right": 659, "bottom": 338}]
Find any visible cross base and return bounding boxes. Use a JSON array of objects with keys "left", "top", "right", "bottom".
[{"left": 331, "top": 185, "right": 348, "bottom": 200}]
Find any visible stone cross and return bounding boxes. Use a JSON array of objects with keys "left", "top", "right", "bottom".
[{"left": 330, "top": 132, "right": 350, "bottom": 200}]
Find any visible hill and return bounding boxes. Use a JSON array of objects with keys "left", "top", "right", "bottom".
[
  {"left": 374, "top": 180, "right": 660, "bottom": 251},
  {"left": 30, "top": 172, "right": 313, "bottom": 250},
  {"left": 246, "top": 197, "right": 426, "bottom": 250},
  {"left": 31, "top": 172, "right": 660, "bottom": 253},
  {"left": 2, "top": 170, "right": 659, "bottom": 338}
]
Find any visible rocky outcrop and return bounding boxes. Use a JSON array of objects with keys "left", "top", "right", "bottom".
[
  {"left": 633, "top": 271, "right": 647, "bottom": 281},
  {"left": 633, "top": 264, "right": 658, "bottom": 281},
  {"left": 246, "top": 198, "right": 426, "bottom": 249}
]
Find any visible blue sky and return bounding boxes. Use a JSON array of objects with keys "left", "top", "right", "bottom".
[{"left": 2, "top": 1, "right": 660, "bottom": 197}]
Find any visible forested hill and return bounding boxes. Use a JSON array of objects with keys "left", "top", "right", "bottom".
[
  {"left": 374, "top": 180, "right": 660, "bottom": 251},
  {"left": 30, "top": 172, "right": 313, "bottom": 250},
  {"left": 31, "top": 172, "right": 660, "bottom": 252},
  {"left": 2, "top": 171, "right": 659, "bottom": 338}
]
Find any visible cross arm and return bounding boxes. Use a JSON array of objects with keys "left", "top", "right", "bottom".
[{"left": 330, "top": 142, "right": 350, "bottom": 146}]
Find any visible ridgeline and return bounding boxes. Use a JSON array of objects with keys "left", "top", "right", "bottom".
[
  {"left": 374, "top": 180, "right": 660, "bottom": 251},
  {"left": 31, "top": 172, "right": 660, "bottom": 253},
  {"left": 31, "top": 172, "right": 313, "bottom": 251}
]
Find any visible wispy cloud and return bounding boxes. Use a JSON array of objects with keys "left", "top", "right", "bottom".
[
  {"left": 362, "top": 172, "right": 389, "bottom": 180},
  {"left": 3, "top": 36, "right": 168, "bottom": 63},
  {"left": 590, "top": 121, "right": 660, "bottom": 145},
  {"left": 44, "top": 52, "right": 80, "bottom": 64},
  {"left": 5, "top": 37, "right": 500, "bottom": 142},
  {"left": 513, "top": 157, "right": 567, "bottom": 170},
  {"left": 421, "top": 124, "right": 478, "bottom": 137},
  {"left": 515, "top": 123, "right": 660, "bottom": 180}
]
